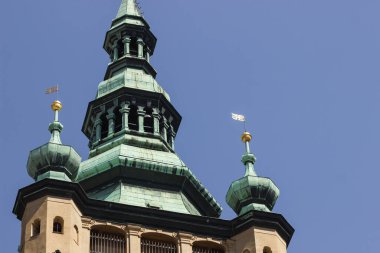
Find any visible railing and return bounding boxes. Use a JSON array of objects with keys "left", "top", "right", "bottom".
[
  {"left": 141, "top": 238, "right": 177, "bottom": 253},
  {"left": 193, "top": 246, "right": 224, "bottom": 253},
  {"left": 90, "top": 231, "right": 126, "bottom": 253}
]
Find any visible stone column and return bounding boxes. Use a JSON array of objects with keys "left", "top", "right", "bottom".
[
  {"left": 178, "top": 233, "right": 193, "bottom": 253},
  {"left": 123, "top": 36, "right": 131, "bottom": 56},
  {"left": 146, "top": 47, "right": 151, "bottom": 62},
  {"left": 137, "top": 38, "right": 145, "bottom": 58},
  {"left": 107, "top": 109, "right": 115, "bottom": 136},
  {"left": 127, "top": 225, "right": 142, "bottom": 253},
  {"left": 169, "top": 125, "right": 176, "bottom": 150},
  {"left": 112, "top": 40, "right": 119, "bottom": 61},
  {"left": 137, "top": 106, "right": 146, "bottom": 133},
  {"left": 161, "top": 117, "right": 169, "bottom": 141},
  {"left": 120, "top": 103, "right": 130, "bottom": 131},
  {"left": 94, "top": 118, "right": 102, "bottom": 143},
  {"left": 152, "top": 108, "right": 161, "bottom": 136}
]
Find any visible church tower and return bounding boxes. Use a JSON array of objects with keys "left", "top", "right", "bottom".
[{"left": 13, "top": 1, "right": 294, "bottom": 253}]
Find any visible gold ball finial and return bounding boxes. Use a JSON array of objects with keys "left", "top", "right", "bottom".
[
  {"left": 241, "top": 132, "right": 252, "bottom": 143},
  {"left": 51, "top": 100, "right": 62, "bottom": 111}
]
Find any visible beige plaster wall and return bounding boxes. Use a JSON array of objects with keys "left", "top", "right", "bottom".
[
  {"left": 20, "top": 197, "right": 287, "bottom": 253},
  {"left": 253, "top": 227, "right": 287, "bottom": 253},
  {"left": 21, "top": 196, "right": 82, "bottom": 253}
]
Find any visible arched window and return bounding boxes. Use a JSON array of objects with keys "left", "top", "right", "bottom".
[
  {"left": 128, "top": 105, "right": 138, "bottom": 131},
  {"left": 263, "top": 247, "right": 272, "bottom": 253},
  {"left": 141, "top": 234, "right": 177, "bottom": 253},
  {"left": 31, "top": 219, "right": 41, "bottom": 237},
  {"left": 100, "top": 113, "right": 108, "bottom": 140},
  {"left": 130, "top": 38, "right": 138, "bottom": 57},
  {"left": 114, "top": 106, "right": 122, "bottom": 133},
  {"left": 74, "top": 225, "right": 79, "bottom": 244},
  {"left": 90, "top": 228, "right": 126, "bottom": 253},
  {"left": 53, "top": 217, "right": 64, "bottom": 234},
  {"left": 192, "top": 242, "right": 224, "bottom": 253},
  {"left": 144, "top": 107, "right": 154, "bottom": 133}
]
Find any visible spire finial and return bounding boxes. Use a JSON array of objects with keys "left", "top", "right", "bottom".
[
  {"left": 116, "top": 0, "right": 142, "bottom": 19},
  {"left": 240, "top": 131, "right": 256, "bottom": 176},
  {"left": 49, "top": 100, "right": 63, "bottom": 144},
  {"left": 241, "top": 131, "right": 252, "bottom": 153}
]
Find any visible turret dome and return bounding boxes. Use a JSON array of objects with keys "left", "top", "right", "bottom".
[
  {"left": 226, "top": 131, "right": 280, "bottom": 215},
  {"left": 27, "top": 101, "right": 81, "bottom": 182}
]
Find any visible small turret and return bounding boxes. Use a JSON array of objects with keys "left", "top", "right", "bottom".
[
  {"left": 27, "top": 101, "right": 81, "bottom": 182},
  {"left": 226, "top": 131, "right": 280, "bottom": 215}
]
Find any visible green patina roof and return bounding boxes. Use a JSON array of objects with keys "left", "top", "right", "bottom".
[
  {"left": 75, "top": 144, "right": 222, "bottom": 216},
  {"left": 88, "top": 181, "right": 201, "bottom": 215},
  {"left": 97, "top": 69, "right": 170, "bottom": 101},
  {"left": 226, "top": 140, "right": 280, "bottom": 215},
  {"left": 116, "top": 0, "right": 142, "bottom": 18},
  {"left": 27, "top": 115, "right": 81, "bottom": 182},
  {"left": 112, "top": 0, "right": 145, "bottom": 28}
]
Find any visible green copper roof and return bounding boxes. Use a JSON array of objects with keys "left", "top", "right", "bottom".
[
  {"left": 88, "top": 181, "right": 201, "bottom": 215},
  {"left": 226, "top": 136, "right": 280, "bottom": 215},
  {"left": 116, "top": 0, "right": 142, "bottom": 18},
  {"left": 97, "top": 69, "right": 170, "bottom": 101},
  {"left": 112, "top": 0, "right": 145, "bottom": 28},
  {"left": 76, "top": 144, "right": 222, "bottom": 216},
  {"left": 27, "top": 111, "right": 81, "bottom": 182}
]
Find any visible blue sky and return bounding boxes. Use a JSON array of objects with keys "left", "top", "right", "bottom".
[{"left": 1, "top": 0, "right": 380, "bottom": 252}]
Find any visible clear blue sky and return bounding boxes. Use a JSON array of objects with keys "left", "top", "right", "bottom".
[{"left": 1, "top": 0, "right": 380, "bottom": 252}]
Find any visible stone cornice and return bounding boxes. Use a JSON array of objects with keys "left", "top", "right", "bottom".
[{"left": 13, "top": 179, "right": 294, "bottom": 246}]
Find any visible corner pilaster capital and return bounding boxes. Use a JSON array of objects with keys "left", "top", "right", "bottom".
[
  {"left": 178, "top": 232, "right": 194, "bottom": 245},
  {"left": 127, "top": 224, "right": 144, "bottom": 237},
  {"left": 123, "top": 36, "right": 131, "bottom": 43},
  {"left": 81, "top": 217, "right": 96, "bottom": 230},
  {"left": 106, "top": 113, "right": 115, "bottom": 120},
  {"left": 137, "top": 106, "right": 146, "bottom": 115},
  {"left": 94, "top": 119, "right": 102, "bottom": 126},
  {"left": 137, "top": 38, "right": 145, "bottom": 45}
]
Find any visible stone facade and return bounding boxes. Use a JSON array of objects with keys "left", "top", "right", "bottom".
[{"left": 20, "top": 196, "right": 287, "bottom": 253}]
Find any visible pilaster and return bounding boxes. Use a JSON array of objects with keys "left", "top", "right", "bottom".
[
  {"left": 137, "top": 38, "right": 145, "bottom": 58},
  {"left": 178, "top": 233, "right": 193, "bottom": 253},
  {"left": 137, "top": 106, "right": 146, "bottom": 133},
  {"left": 120, "top": 103, "right": 130, "bottom": 131},
  {"left": 123, "top": 36, "right": 131, "bottom": 56},
  {"left": 127, "top": 225, "right": 142, "bottom": 253},
  {"left": 152, "top": 108, "right": 161, "bottom": 136}
]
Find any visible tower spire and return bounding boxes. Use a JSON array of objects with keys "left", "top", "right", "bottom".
[
  {"left": 226, "top": 130, "right": 280, "bottom": 215},
  {"left": 26, "top": 100, "right": 81, "bottom": 182},
  {"left": 49, "top": 100, "right": 63, "bottom": 144},
  {"left": 116, "top": 0, "right": 142, "bottom": 18},
  {"left": 241, "top": 132, "right": 257, "bottom": 177}
]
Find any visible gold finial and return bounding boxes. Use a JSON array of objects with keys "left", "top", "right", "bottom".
[
  {"left": 51, "top": 100, "right": 63, "bottom": 111},
  {"left": 241, "top": 132, "right": 252, "bottom": 143}
]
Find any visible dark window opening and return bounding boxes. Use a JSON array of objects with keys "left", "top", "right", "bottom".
[
  {"left": 130, "top": 38, "right": 138, "bottom": 57},
  {"left": 263, "top": 247, "right": 272, "bottom": 253},
  {"left": 193, "top": 245, "right": 224, "bottom": 253},
  {"left": 114, "top": 106, "right": 122, "bottom": 133},
  {"left": 90, "top": 230, "right": 126, "bottom": 253},
  {"left": 144, "top": 108, "right": 154, "bottom": 133},
  {"left": 100, "top": 113, "right": 108, "bottom": 139},
  {"left": 53, "top": 217, "right": 63, "bottom": 234},
  {"left": 141, "top": 238, "right": 177, "bottom": 253},
  {"left": 31, "top": 219, "right": 41, "bottom": 237},
  {"left": 117, "top": 39, "right": 124, "bottom": 58},
  {"left": 128, "top": 105, "right": 138, "bottom": 131}
]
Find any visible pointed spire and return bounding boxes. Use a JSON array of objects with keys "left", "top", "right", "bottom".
[
  {"left": 116, "top": 0, "right": 142, "bottom": 18},
  {"left": 241, "top": 132, "right": 257, "bottom": 176},
  {"left": 48, "top": 100, "right": 63, "bottom": 144}
]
